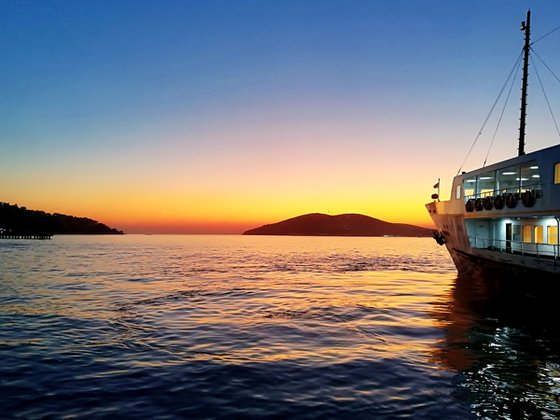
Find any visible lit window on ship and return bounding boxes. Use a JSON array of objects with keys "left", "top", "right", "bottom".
[{"left": 463, "top": 161, "right": 540, "bottom": 200}]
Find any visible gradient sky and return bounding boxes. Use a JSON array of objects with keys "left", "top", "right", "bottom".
[{"left": 2, "top": 1, "right": 560, "bottom": 233}]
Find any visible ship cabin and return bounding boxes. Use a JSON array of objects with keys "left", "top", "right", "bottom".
[{"left": 452, "top": 144, "right": 560, "bottom": 259}]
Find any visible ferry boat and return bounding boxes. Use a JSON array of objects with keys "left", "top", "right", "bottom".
[{"left": 426, "top": 11, "right": 560, "bottom": 281}]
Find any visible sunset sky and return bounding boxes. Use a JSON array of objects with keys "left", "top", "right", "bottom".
[{"left": 2, "top": 1, "right": 560, "bottom": 233}]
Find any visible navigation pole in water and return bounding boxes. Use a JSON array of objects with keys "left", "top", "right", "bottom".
[{"left": 518, "top": 10, "right": 531, "bottom": 156}]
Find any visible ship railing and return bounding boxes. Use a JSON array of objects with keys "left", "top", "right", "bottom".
[
  {"left": 469, "top": 236, "right": 559, "bottom": 259},
  {"left": 464, "top": 183, "right": 542, "bottom": 201}
]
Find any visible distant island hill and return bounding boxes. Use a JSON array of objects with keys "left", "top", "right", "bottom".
[
  {"left": 0, "top": 202, "right": 123, "bottom": 238},
  {"left": 243, "top": 213, "right": 431, "bottom": 237}
]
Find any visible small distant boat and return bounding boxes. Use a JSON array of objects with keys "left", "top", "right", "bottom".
[{"left": 427, "top": 11, "right": 560, "bottom": 280}]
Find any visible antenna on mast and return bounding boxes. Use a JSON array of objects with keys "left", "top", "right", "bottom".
[{"left": 518, "top": 10, "right": 531, "bottom": 156}]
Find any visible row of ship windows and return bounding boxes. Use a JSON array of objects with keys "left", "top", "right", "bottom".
[
  {"left": 458, "top": 160, "right": 540, "bottom": 199},
  {"left": 519, "top": 225, "right": 558, "bottom": 244},
  {"left": 456, "top": 161, "right": 560, "bottom": 200}
]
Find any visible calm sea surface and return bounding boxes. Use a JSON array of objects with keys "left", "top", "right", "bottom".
[{"left": 1, "top": 235, "right": 560, "bottom": 419}]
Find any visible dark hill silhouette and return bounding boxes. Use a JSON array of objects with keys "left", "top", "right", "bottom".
[
  {"left": 243, "top": 213, "right": 431, "bottom": 237},
  {"left": 0, "top": 202, "right": 123, "bottom": 235}
]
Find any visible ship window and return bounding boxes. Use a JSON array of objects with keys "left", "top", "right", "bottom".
[
  {"left": 496, "top": 165, "right": 520, "bottom": 195},
  {"left": 534, "top": 226, "right": 544, "bottom": 243},
  {"left": 476, "top": 171, "right": 495, "bottom": 197},
  {"left": 555, "top": 163, "right": 560, "bottom": 184},
  {"left": 520, "top": 161, "right": 539, "bottom": 192},
  {"left": 548, "top": 226, "right": 558, "bottom": 244},
  {"left": 463, "top": 178, "right": 476, "bottom": 199},
  {"left": 522, "top": 225, "right": 532, "bottom": 243},
  {"left": 456, "top": 185, "right": 461, "bottom": 199}
]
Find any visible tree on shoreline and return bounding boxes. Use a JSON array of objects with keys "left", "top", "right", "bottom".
[{"left": 0, "top": 202, "right": 123, "bottom": 235}]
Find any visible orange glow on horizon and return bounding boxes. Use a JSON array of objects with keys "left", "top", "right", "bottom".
[
  {"left": 1, "top": 123, "right": 441, "bottom": 234},
  {"left": 3, "top": 191, "right": 435, "bottom": 234}
]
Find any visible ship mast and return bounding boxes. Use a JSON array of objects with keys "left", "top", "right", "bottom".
[{"left": 518, "top": 10, "right": 531, "bottom": 156}]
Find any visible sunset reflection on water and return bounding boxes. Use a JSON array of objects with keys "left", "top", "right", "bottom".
[{"left": 432, "top": 273, "right": 560, "bottom": 418}]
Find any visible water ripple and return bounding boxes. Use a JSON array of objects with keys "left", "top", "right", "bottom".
[{"left": 1, "top": 235, "right": 559, "bottom": 418}]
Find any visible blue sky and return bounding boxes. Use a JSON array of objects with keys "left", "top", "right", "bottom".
[{"left": 1, "top": 1, "right": 560, "bottom": 231}]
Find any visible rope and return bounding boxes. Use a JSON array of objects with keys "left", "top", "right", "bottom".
[
  {"left": 531, "top": 54, "right": 560, "bottom": 138},
  {"left": 531, "top": 48, "right": 560, "bottom": 84},
  {"left": 483, "top": 56, "right": 522, "bottom": 167},
  {"left": 456, "top": 51, "right": 523, "bottom": 175},
  {"left": 531, "top": 24, "right": 560, "bottom": 45}
]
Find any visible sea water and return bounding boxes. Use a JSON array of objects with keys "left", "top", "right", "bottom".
[{"left": 1, "top": 235, "right": 559, "bottom": 418}]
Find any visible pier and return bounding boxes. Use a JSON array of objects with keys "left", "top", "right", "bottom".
[{"left": 0, "top": 232, "right": 52, "bottom": 240}]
